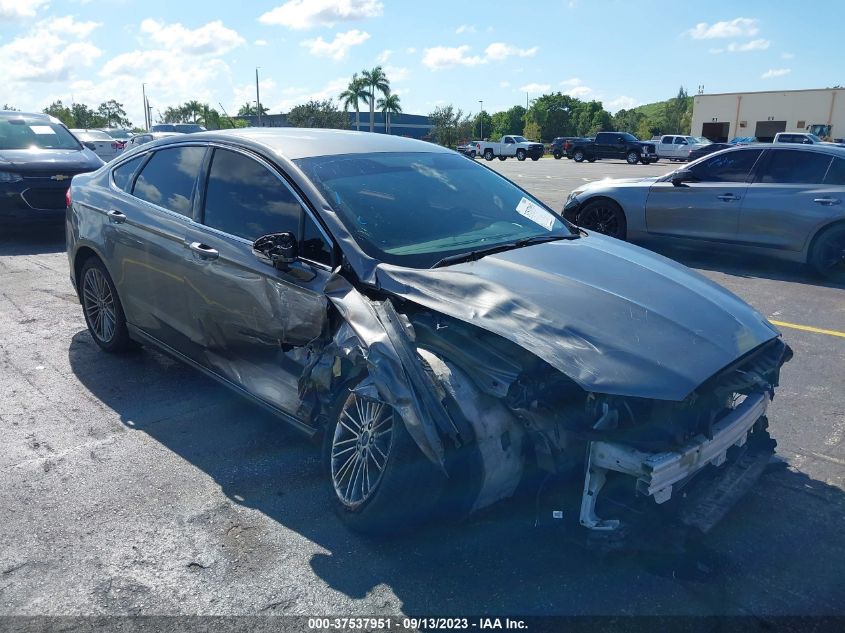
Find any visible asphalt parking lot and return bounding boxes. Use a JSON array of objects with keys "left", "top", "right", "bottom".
[{"left": 1, "top": 155, "right": 843, "bottom": 619}]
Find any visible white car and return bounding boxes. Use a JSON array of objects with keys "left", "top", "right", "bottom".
[
  {"left": 70, "top": 129, "right": 124, "bottom": 162},
  {"left": 653, "top": 135, "right": 708, "bottom": 161},
  {"left": 475, "top": 135, "right": 545, "bottom": 161}
]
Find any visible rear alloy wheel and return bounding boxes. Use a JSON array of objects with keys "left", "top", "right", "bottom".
[
  {"left": 626, "top": 150, "right": 639, "bottom": 165},
  {"left": 516, "top": 149, "right": 526, "bottom": 161},
  {"left": 325, "top": 384, "right": 443, "bottom": 534},
  {"left": 809, "top": 224, "right": 845, "bottom": 283},
  {"left": 573, "top": 149, "right": 585, "bottom": 162},
  {"left": 576, "top": 199, "right": 627, "bottom": 240},
  {"left": 80, "top": 258, "right": 133, "bottom": 353},
  {"left": 484, "top": 149, "right": 494, "bottom": 161},
  {"left": 469, "top": 150, "right": 477, "bottom": 159}
]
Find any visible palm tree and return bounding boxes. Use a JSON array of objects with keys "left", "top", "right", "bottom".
[
  {"left": 338, "top": 74, "right": 369, "bottom": 132},
  {"left": 361, "top": 66, "right": 390, "bottom": 133},
  {"left": 377, "top": 92, "right": 402, "bottom": 135},
  {"left": 184, "top": 100, "right": 203, "bottom": 123}
]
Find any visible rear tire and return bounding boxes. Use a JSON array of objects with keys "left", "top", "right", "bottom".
[
  {"left": 531, "top": 156, "right": 540, "bottom": 161},
  {"left": 573, "top": 149, "right": 585, "bottom": 163},
  {"left": 484, "top": 149, "right": 494, "bottom": 161},
  {"left": 79, "top": 257, "right": 133, "bottom": 353},
  {"left": 575, "top": 199, "right": 627, "bottom": 240},
  {"left": 553, "top": 151, "right": 562, "bottom": 159},
  {"left": 324, "top": 381, "right": 444, "bottom": 535},
  {"left": 809, "top": 223, "right": 845, "bottom": 283},
  {"left": 516, "top": 149, "right": 526, "bottom": 161},
  {"left": 498, "top": 155, "right": 507, "bottom": 161}
]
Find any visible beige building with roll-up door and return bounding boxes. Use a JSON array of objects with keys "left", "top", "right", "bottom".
[{"left": 690, "top": 88, "right": 845, "bottom": 143}]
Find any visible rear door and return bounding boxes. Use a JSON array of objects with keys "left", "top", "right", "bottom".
[
  {"left": 122, "top": 144, "right": 208, "bottom": 354},
  {"left": 182, "top": 146, "right": 335, "bottom": 415},
  {"left": 645, "top": 148, "right": 765, "bottom": 241},
  {"left": 739, "top": 149, "right": 838, "bottom": 251}
]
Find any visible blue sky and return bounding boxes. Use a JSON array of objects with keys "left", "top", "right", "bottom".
[{"left": 1, "top": 0, "right": 842, "bottom": 127}]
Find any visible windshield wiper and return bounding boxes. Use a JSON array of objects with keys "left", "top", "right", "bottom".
[{"left": 432, "top": 233, "right": 579, "bottom": 268}]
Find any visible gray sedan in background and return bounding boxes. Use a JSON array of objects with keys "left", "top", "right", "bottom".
[{"left": 563, "top": 144, "right": 845, "bottom": 281}]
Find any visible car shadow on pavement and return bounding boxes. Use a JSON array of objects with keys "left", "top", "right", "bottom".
[
  {"left": 646, "top": 242, "right": 845, "bottom": 290},
  {"left": 0, "top": 223, "right": 66, "bottom": 256},
  {"left": 67, "top": 330, "right": 845, "bottom": 616}
]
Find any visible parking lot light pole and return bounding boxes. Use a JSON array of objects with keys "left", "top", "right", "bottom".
[
  {"left": 142, "top": 83, "right": 148, "bottom": 131},
  {"left": 255, "top": 67, "right": 262, "bottom": 127},
  {"left": 479, "top": 100, "right": 483, "bottom": 139}
]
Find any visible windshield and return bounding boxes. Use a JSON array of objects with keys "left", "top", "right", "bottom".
[
  {"left": 620, "top": 133, "right": 639, "bottom": 142},
  {"left": 808, "top": 134, "right": 823, "bottom": 143},
  {"left": 0, "top": 118, "right": 82, "bottom": 150},
  {"left": 102, "top": 129, "right": 132, "bottom": 139},
  {"left": 296, "top": 151, "right": 573, "bottom": 268},
  {"left": 511, "top": 136, "right": 528, "bottom": 143},
  {"left": 694, "top": 136, "right": 712, "bottom": 145},
  {"left": 175, "top": 124, "right": 206, "bottom": 133}
]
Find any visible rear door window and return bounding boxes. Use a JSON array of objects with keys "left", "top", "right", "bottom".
[
  {"left": 132, "top": 146, "right": 206, "bottom": 216},
  {"left": 690, "top": 149, "right": 764, "bottom": 182},
  {"left": 758, "top": 150, "right": 832, "bottom": 184}
]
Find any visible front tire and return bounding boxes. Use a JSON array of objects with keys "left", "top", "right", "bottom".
[
  {"left": 809, "top": 223, "right": 845, "bottom": 282},
  {"left": 80, "top": 257, "right": 133, "bottom": 353},
  {"left": 626, "top": 150, "right": 639, "bottom": 165},
  {"left": 516, "top": 149, "right": 526, "bottom": 161},
  {"left": 324, "top": 383, "right": 443, "bottom": 535},
  {"left": 575, "top": 199, "right": 627, "bottom": 240}
]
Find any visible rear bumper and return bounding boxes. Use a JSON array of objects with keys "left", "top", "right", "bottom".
[{"left": 580, "top": 391, "right": 771, "bottom": 533}]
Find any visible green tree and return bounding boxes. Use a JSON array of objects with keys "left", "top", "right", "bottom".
[
  {"left": 43, "top": 100, "right": 74, "bottom": 127},
  {"left": 70, "top": 103, "right": 104, "bottom": 128},
  {"left": 96, "top": 100, "right": 131, "bottom": 128},
  {"left": 183, "top": 100, "right": 204, "bottom": 123},
  {"left": 428, "top": 104, "right": 472, "bottom": 147},
  {"left": 287, "top": 99, "right": 349, "bottom": 129},
  {"left": 377, "top": 91, "right": 402, "bottom": 134},
  {"left": 339, "top": 73, "right": 369, "bottom": 132},
  {"left": 361, "top": 66, "right": 390, "bottom": 133},
  {"left": 236, "top": 102, "right": 269, "bottom": 116},
  {"left": 2, "top": 104, "right": 19, "bottom": 111},
  {"left": 523, "top": 119, "right": 541, "bottom": 141},
  {"left": 490, "top": 105, "right": 526, "bottom": 138}
]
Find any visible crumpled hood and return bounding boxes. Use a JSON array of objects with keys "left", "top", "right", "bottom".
[
  {"left": 375, "top": 234, "right": 779, "bottom": 401},
  {"left": 0, "top": 148, "right": 102, "bottom": 171}
]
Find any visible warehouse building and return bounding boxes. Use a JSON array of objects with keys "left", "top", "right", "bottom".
[{"left": 690, "top": 87, "right": 845, "bottom": 142}]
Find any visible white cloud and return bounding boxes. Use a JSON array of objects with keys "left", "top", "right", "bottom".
[
  {"left": 727, "top": 38, "right": 770, "bottom": 52},
  {"left": 519, "top": 83, "right": 550, "bottom": 93},
  {"left": 383, "top": 65, "right": 409, "bottom": 81},
  {"left": 687, "top": 17, "right": 759, "bottom": 39},
  {"left": 376, "top": 48, "right": 392, "bottom": 63},
  {"left": 455, "top": 24, "right": 476, "bottom": 34},
  {"left": 0, "top": 16, "right": 102, "bottom": 83},
  {"left": 423, "top": 42, "right": 539, "bottom": 70},
  {"left": 567, "top": 86, "right": 593, "bottom": 98},
  {"left": 422, "top": 45, "right": 484, "bottom": 69},
  {"left": 0, "top": 0, "right": 48, "bottom": 20},
  {"left": 781, "top": 52, "right": 794, "bottom": 59},
  {"left": 139, "top": 19, "right": 245, "bottom": 56},
  {"left": 607, "top": 96, "right": 639, "bottom": 112},
  {"left": 484, "top": 42, "right": 537, "bottom": 60},
  {"left": 302, "top": 29, "right": 370, "bottom": 61},
  {"left": 259, "top": 0, "right": 383, "bottom": 30},
  {"left": 762, "top": 68, "right": 791, "bottom": 79},
  {"left": 499, "top": 80, "right": 510, "bottom": 88},
  {"left": 559, "top": 77, "right": 582, "bottom": 88},
  {"left": 255, "top": 39, "right": 268, "bottom": 46}
]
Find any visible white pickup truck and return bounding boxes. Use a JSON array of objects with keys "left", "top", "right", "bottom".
[
  {"left": 651, "top": 135, "right": 706, "bottom": 162},
  {"left": 475, "top": 135, "right": 545, "bottom": 162}
]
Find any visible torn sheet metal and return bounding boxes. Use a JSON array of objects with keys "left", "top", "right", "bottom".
[
  {"left": 324, "top": 274, "right": 452, "bottom": 470},
  {"left": 373, "top": 234, "right": 780, "bottom": 402}
]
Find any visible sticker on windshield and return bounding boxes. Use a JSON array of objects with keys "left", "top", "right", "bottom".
[
  {"left": 29, "top": 126, "right": 56, "bottom": 135},
  {"left": 516, "top": 197, "right": 555, "bottom": 231}
]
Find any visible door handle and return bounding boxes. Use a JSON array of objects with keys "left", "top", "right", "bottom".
[
  {"left": 187, "top": 241, "right": 219, "bottom": 260},
  {"left": 814, "top": 197, "right": 842, "bottom": 206},
  {"left": 107, "top": 209, "right": 126, "bottom": 224},
  {"left": 717, "top": 194, "right": 741, "bottom": 202}
]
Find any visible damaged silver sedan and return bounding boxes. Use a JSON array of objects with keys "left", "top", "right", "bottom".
[{"left": 66, "top": 129, "right": 791, "bottom": 543}]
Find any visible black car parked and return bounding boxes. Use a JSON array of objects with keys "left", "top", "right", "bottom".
[
  {"left": 569, "top": 132, "right": 658, "bottom": 165},
  {"left": 0, "top": 111, "right": 103, "bottom": 224}
]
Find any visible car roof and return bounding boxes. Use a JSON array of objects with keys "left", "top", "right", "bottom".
[
  {"left": 0, "top": 110, "right": 59, "bottom": 123},
  {"left": 167, "top": 127, "right": 453, "bottom": 160}
]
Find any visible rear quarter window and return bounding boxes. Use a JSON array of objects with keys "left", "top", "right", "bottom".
[{"left": 112, "top": 155, "right": 145, "bottom": 192}]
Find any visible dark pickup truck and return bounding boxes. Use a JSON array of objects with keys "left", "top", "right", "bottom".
[{"left": 569, "top": 132, "right": 657, "bottom": 165}]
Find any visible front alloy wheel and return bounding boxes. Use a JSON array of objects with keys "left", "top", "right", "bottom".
[
  {"left": 576, "top": 199, "right": 627, "bottom": 239},
  {"left": 810, "top": 224, "right": 845, "bottom": 282},
  {"left": 626, "top": 150, "right": 639, "bottom": 165},
  {"left": 331, "top": 392, "right": 395, "bottom": 509}
]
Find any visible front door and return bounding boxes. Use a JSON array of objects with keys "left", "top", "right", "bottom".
[
  {"left": 645, "top": 148, "right": 765, "bottom": 242},
  {"left": 182, "top": 146, "right": 335, "bottom": 416}
]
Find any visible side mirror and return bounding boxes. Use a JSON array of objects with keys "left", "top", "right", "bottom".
[
  {"left": 253, "top": 232, "right": 298, "bottom": 271},
  {"left": 671, "top": 170, "right": 697, "bottom": 186}
]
